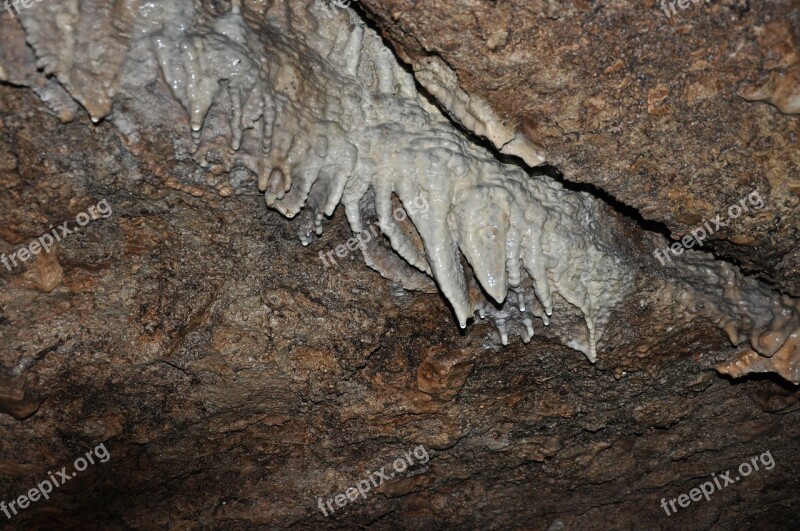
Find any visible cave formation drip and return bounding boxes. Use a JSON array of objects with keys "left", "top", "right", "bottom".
[{"left": 5, "top": 0, "right": 799, "bottom": 383}]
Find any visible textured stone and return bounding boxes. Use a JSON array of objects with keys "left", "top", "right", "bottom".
[
  {"left": 0, "top": 2, "right": 799, "bottom": 529},
  {"left": 358, "top": 0, "right": 800, "bottom": 295}
]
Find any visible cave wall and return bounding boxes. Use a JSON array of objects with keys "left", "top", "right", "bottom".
[
  {"left": 358, "top": 0, "right": 800, "bottom": 293},
  {"left": 0, "top": 1, "right": 799, "bottom": 529}
]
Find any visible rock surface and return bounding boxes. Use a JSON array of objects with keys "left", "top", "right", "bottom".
[
  {"left": 358, "top": 0, "right": 800, "bottom": 295},
  {"left": 0, "top": 2, "right": 799, "bottom": 530}
]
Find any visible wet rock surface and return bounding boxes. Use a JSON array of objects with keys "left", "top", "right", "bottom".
[
  {"left": 358, "top": 0, "right": 800, "bottom": 295},
  {"left": 0, "top": 2, "right": 799, "bottom": 530},
  {"left": 0, "top": 82, "right": 798, "bottom": 529}
]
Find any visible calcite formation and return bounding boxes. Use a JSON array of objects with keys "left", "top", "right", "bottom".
[{"left": 4, "top": 0, "right": 799, "bottom": 382}]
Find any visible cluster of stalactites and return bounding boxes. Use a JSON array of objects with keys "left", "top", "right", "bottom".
[{"left": 13, "top": 0, "right": 800, "bottom": 381}]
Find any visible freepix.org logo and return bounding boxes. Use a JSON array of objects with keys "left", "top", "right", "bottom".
[
  {"left": 652, "top": 190, "right": 764, "bottom": 266},
  {"left": 1, "top": 199, "right": 112, "bottom": 272},
  {"left": 319, "top": 195, "right": 428, "bottom": 268},
  {"left": 3, "top": 0, "right": 46, "bottom": 19},
  {"left": 317, "top": 445, "right": 429, "bottom": 517},
  {"left": 659, "top": 450, "right": 775, "bottom": 516},
  {"left": 660, "top": 0, "right": 713, "bottom": 18},
  {"left": 1, "top": 443, "right": 111, "bottom": 521},
  {"left": 315, "top": 0, "right": 355, "bottom": 19}
]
